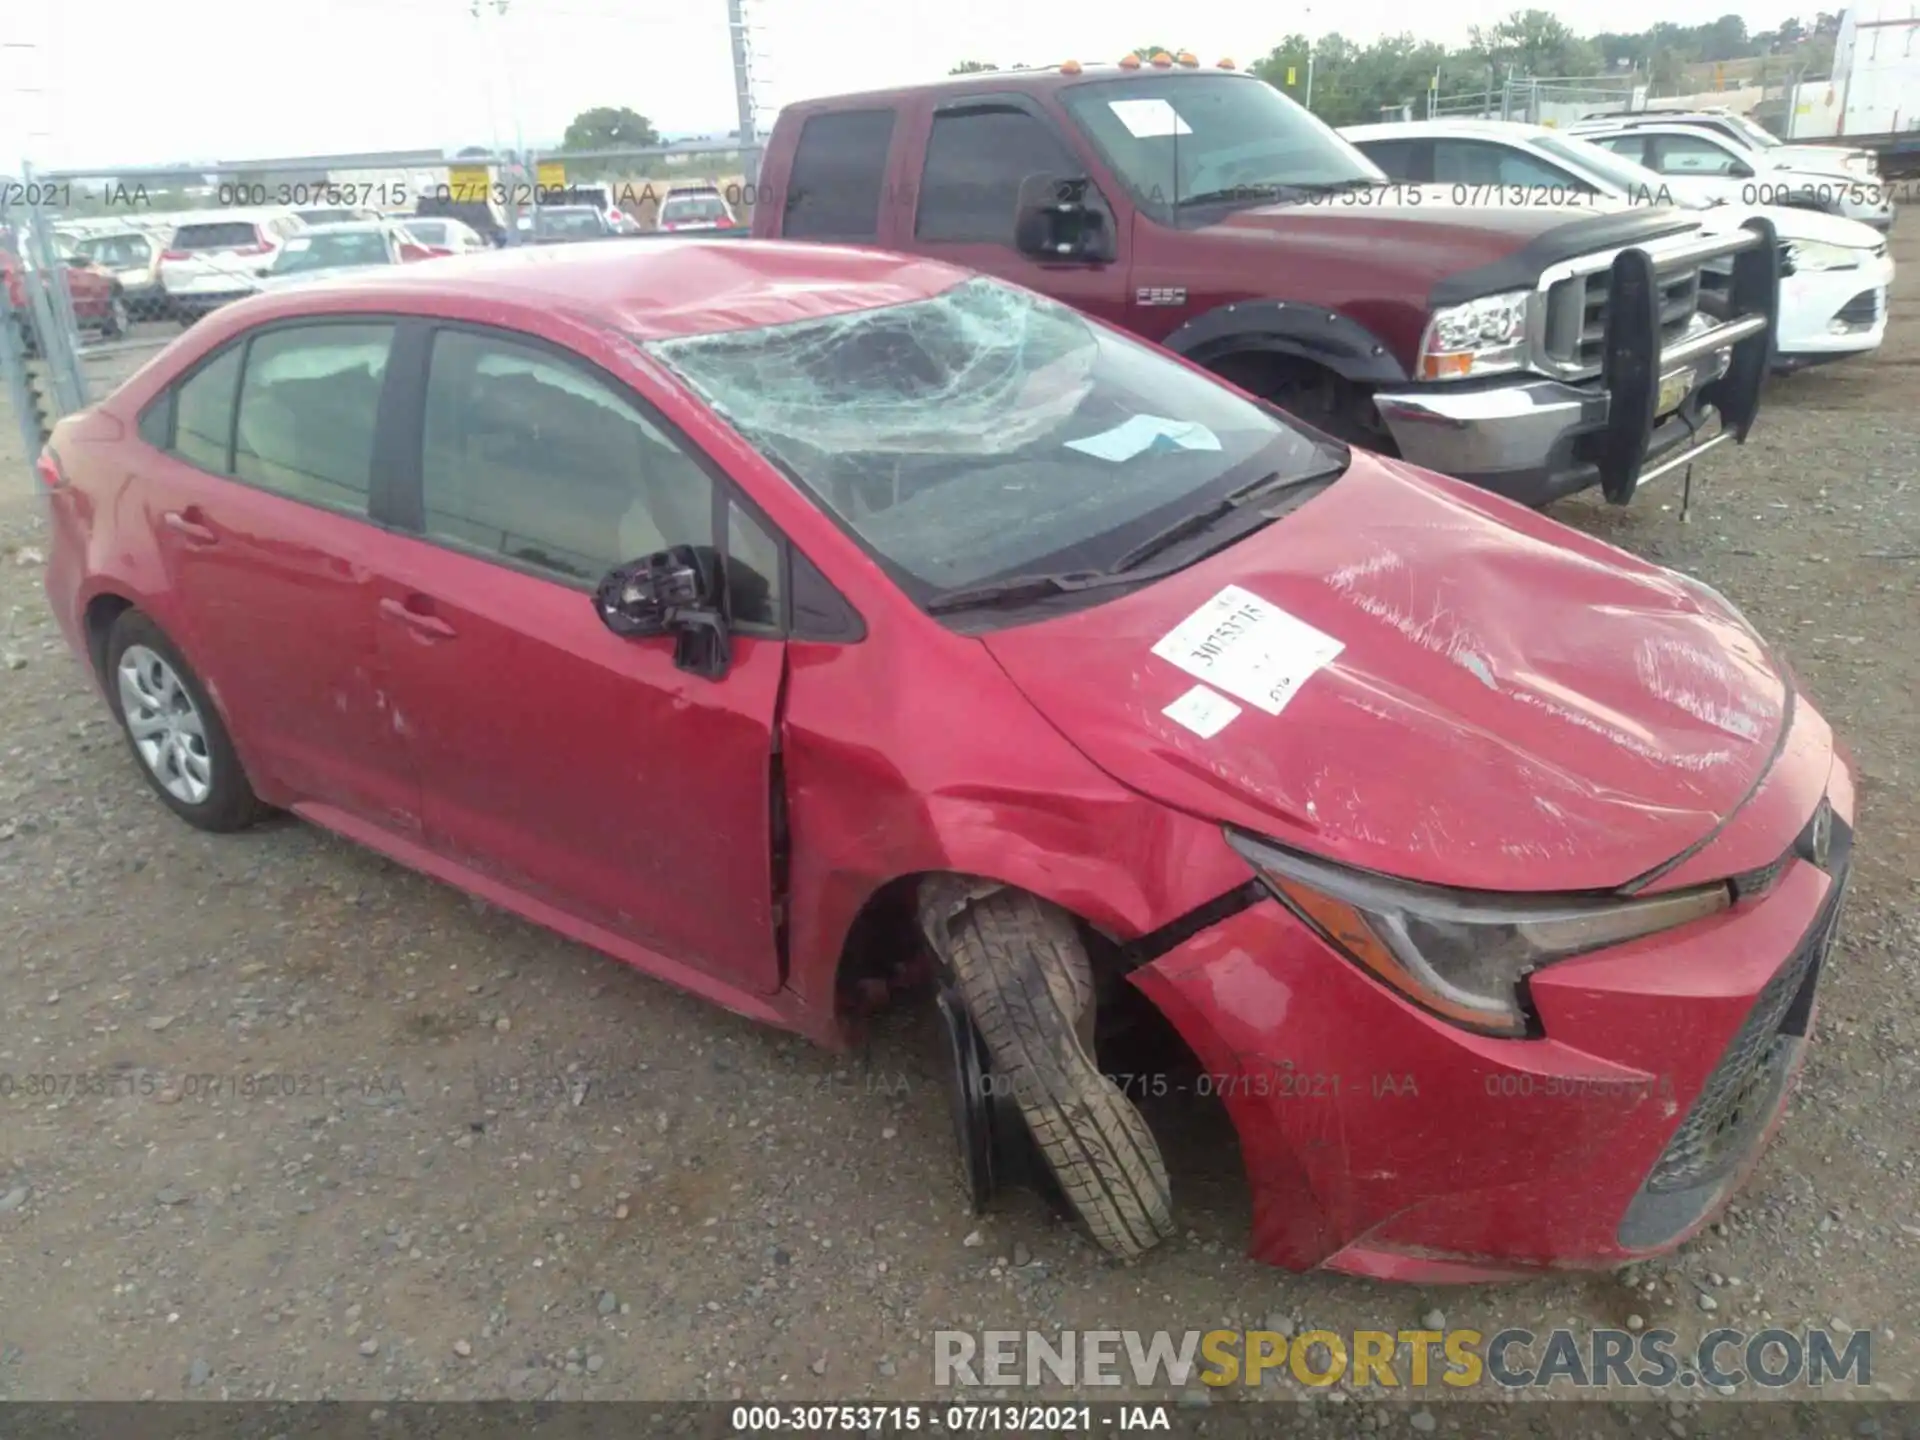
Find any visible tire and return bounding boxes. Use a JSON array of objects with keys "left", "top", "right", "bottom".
[
  {"left": 101, "top": 288, "right": 128, "bottom": 338},
  {"left": 104, "top": 610, "right": 267, "bottom": 832},
  {"left": 1212, "top": 352, "right": 1395, "bottom": 453},
  {"left": 930, "top": 887, "right": 1176, "bottom": 1259}
]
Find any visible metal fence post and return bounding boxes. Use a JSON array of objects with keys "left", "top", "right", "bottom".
[
  {"left": 19, "top": 166, "right": 89, "bottom": 415},
  {"left": 0, "top": 280, "right": 49, "bottom": 466}
]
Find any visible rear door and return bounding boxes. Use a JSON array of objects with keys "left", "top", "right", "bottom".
[
  {"left": 140, "top": 318, "right": 422, "bottom": 830},
  {"left": 371, "top": 321, "right": 789, "bottom": 992},
  {"left": 900, "top": 96, "right": 1134, "bottom": 329}
]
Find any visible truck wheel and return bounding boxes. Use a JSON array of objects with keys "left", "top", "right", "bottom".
[
  {"left": 1212, "top": 352, "right": 1395, "bottom": 454},
  {"left": 922, "top": 885, "right": 1176, "bottom": 1260}
]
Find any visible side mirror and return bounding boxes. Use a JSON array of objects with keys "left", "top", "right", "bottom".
[
  {"left": 1014, "top": 176, "right": 1114, "bottom": 263},
  {"left": 593, "top": 545, "right": 732, "bottom": 680}
]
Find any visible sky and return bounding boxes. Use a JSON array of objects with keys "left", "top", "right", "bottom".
[{"left": 0, "top": 0, "right": 1821, "bottom": 172}]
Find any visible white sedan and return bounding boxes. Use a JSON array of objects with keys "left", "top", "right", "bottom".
[{"left": 1342, "top": 118, "right": 1895, "bottom": 374}]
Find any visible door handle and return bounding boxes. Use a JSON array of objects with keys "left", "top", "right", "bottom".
[
  {"left": 379, "top": 595, "right": 457, "bottom": 639},
  {"left": 161, "top": 509, "right": 217, "bottom": 545}
]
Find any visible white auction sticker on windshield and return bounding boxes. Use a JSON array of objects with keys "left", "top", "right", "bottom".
[
  {"left": 1107, "top": 98, "right": 1193, "bottom": 138},
  {"left": 1151, "top": 585, "right": 1344, "bottom": 717},
  {"left": 1162, "top": 685, "right": 1242, "bottom": 739}
]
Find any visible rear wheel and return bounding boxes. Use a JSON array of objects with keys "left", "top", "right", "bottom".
[
  {"left": 101, "top": 289, "right": 129, "bottom": 338},
  {"left": 922, "top": 884, "right": 1176, "bottom": 1259},
  {"left": 104, "top": 610, "right": 267, "bottom": 832}
]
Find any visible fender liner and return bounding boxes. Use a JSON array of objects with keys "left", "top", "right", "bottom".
[{"left": 1158, "top": 300, "right": 1410, "bottom": 386}]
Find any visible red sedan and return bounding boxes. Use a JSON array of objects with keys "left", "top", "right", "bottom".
[{"left": 38, "top": 240, "right": 1851, "bottom": 1281}]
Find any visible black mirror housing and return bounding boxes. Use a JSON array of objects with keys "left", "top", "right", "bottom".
[
  {"left": 593, "top": 546, "right": 733, "bottom": 680},
  {"left": 1014, "top": 176, "right": 1113, "bottom": 263}
]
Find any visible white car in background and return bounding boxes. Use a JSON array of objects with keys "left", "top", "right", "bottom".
[
  {"left": 656, "top": 185, "right": 740, "bottom": 231},
  {"left": 1565, "top": 115, "right": 1894, "bottom": 232},
  {"left": 249, "top": 220, "right": 437, "bottom": 291},
  {"left": 395, "top": 216, "right": 490, "bottom": 255},
  {"left": 1343, "top": 119, "right": 1896, "bottom": 374},
  {"left": 1574, "top": 108, "right": 1884, "bottom": 179},
  {"left": 159, "top": 210, "right": 306, "bottom": 323}
]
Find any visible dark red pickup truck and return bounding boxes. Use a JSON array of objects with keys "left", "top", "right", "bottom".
[{"left": 752, "top": 59, "right": 1780, "bottom": 508}]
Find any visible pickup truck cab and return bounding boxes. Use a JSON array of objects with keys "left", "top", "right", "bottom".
[{"left": 753, "top": 57, "right": 1780, "bottom": 508}]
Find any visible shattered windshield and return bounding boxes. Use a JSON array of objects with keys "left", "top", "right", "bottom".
[{"left": 646, "top": 276, "right": 1339, "bottom": 600}]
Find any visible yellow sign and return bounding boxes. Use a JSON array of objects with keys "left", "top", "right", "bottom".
[
  {"left": 447, "top": 164, "right": 490, "bottom": 203},
  {"left": 536, "top": 160, "right": 566, "bottom": 191},
  {"left": 1286, "top": 66, "right": 1296, "bottom": 85}
]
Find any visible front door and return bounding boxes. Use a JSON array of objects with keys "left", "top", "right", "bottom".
[{"left": 373, "top": 324, "right": 788, "bottom": 992}]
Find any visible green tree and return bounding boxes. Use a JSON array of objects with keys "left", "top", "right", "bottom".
[
  {"left": 1469, "top": 10, "right": 1599, "bottom": 77},
  {"left": 1132, "top": 44, "right": 1181, "bottom": 60},
  {"left": 949, "top": 60, "right": 998, "bottom": 73},
  {"left": 562, "top": 108, "right": 658, "bottom": 154}
]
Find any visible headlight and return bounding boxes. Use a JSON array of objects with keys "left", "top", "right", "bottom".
[
  {"left": 1786, "top": 239, "right": 1863, "bottom": 272},
  {"left": 1416, "top": 289, "right": 1531, "bottom": 381},
  {"left": 1225, "top": 830, "right": 1731, "bottom": 1038}
]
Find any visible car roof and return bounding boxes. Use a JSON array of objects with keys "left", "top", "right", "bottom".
[
  {"left": 210, "top": 238, "right": 976, "bottom": 342},
  {"left": 786, "top": 60, "right": 1255, "bottom": 113},
  {"left": 1343, "top": 118, "right": 1548, "bottom": 141}
]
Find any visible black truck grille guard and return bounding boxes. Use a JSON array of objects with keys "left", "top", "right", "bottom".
[{"left": 1536, "top": 220, "right": 1779, "bottom": 507}]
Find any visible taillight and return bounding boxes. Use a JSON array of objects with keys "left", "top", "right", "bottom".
[
  {"left": 161, "top": 249, "right": 189, "bottom": 261},
  {"left": 234, "top": 242, "right": 272, "bottom": 256},
  {"left": 36, "top": 449, "right": 67, "bottom": 492},
  {"left": 608, "top": 208, "right": 625, "bottom": 224},
  {"left": 717, "top": 215, "right": 735, "bottom": 228}
]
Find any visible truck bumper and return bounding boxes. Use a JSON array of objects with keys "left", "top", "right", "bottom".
[
  {"left": 1371, "top": 361, "right": 1731, "bottom": 509},
  {"left": 1374, "top": 219, "right": 1779, "bottom": 509}
]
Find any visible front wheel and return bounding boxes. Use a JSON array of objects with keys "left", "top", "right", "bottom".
[
  {"left": 923, "top": 885, "right": 1176, "bottom": 1260},
  {"left": 101, "top": 290, "right": 129, "bottom": 338}
]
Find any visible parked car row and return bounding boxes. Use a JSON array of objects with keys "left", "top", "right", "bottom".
[
  {"left": 1341, "top": 118, "right": 1896, "bottom": 374},
  {"left": 32, "top": 58, "right": 1881, "bottom": 1287}
]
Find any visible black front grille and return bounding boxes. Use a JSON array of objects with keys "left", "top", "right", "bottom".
[
  {"left": 1544, "top": 266, "right": 1703, "bottom": 372},
  {"left": 1642, "top": 880, "right": 1844, "bottom": 1195},
  {"left": 1835, "top": 289, "right": 1882, "bottom": 330}
]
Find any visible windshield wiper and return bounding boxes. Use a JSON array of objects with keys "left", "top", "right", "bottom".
[
  {"left": 1108, "top": 464, "right": 1341, "bottom": 574},
  {"left": 924, "top": 568, "right": 1119, "bottom": 616}
]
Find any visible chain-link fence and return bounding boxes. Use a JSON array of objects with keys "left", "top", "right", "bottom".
[{"left": 0, "top": 138, "right": 763, "bottom": 465}]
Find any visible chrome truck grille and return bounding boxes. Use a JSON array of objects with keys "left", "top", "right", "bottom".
[{"left": 1531, "top": 228, "right": 1770, "bottom": 383}]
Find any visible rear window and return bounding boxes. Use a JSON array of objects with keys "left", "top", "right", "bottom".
[
  {"left": 664, "top": 194, "right": 729, "bottom": 220},
  {"left": 171, "top": 222, "right": 260, "bottom": 251},
  {"left": 783, "top": 109, "right": 895, "bottom": 241},
  {"left": 79, "top": 234, "right": 154, "bottom": 266}
]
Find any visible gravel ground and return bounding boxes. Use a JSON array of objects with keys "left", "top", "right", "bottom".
[{"left": 0, "top": 239, "right": 1916, "bottom": 1415}]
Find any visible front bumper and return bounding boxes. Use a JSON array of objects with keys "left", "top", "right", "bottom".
[
  {"left": 1374, "top": 220, "right": 1779, "bottom": 509},
  {"left": 1129, "top": 723, "right": 1851, "bottom": 1282},
  {"left": 1774, "top": 251, "right": 1895, "bottom": 367},
  {"left": 1372, "top": 363, "right": 1731, "bottom": 508}
]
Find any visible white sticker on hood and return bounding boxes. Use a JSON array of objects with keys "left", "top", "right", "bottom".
[
  {"left": 1162, "top": 684, "right": 1241, "bottom": 738},
  {"left": 1151, "top": 584, "right": 1344, "bottom": 717}
]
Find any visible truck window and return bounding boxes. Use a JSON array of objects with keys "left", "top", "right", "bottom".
[
  {"left": 915, "top": 105, "right": 1084, "bottom": 245},
  {"left": 784, "top": 109, "right": 896, "bottom": 241}
]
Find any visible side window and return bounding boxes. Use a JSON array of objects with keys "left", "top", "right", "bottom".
[
  {"left": 915, "top": 105, "right": 1086, "bottom": 244},
  {"left": 1597, "top": 134, "right": 1651, "bottom": 165},
  {"left": 726, "top": 500, "right": 782, "bottom": 629},
  {"left": 137, "top": 391, "right": 174, "bottom": 450},
  {"left": 170, "top": 344, "right": 244, "bottom": 474},
  {"left": 1651, "top": 134, "right": 1748, "bottom": 176},
  {"left": 783, "top": 109, "right": 896, "bottom": 241},
  {"left": 1432, "top": 141, "right": 1584, "bottom": 189},
  {"left": 420, "top": 329, "right": 713, "bottom": 585},
  {"left": 1353, "top": 138, "right": 1421, "bottom": 181},
  {"left": 232, "top": 323, "right": 394, "bottom": 514}
]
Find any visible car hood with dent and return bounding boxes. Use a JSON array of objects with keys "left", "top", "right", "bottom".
[{"left": 981, "top": 454, "right": 1791, "bottom": 894}]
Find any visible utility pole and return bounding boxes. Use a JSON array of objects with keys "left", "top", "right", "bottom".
[
  {"left": 727, "top": 0, "right": 760, "bottom": 188},
  {"left": 1303, "top": 9, "right": 1315, "bottom": 112}
]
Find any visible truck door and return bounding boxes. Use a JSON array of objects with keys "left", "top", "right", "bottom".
[{"left": 897, "top": 95, "right": 1134, "bottom": 331}]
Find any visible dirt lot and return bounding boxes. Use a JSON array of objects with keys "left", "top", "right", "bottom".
[{"left": 1, "top": 230, "right": 1917, "bottom": 1415}]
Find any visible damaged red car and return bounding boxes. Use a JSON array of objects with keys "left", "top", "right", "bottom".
[{"left": 39, "top": 240, "right": 1851, "bottom": 1282}]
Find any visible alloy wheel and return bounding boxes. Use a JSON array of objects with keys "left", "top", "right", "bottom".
[{"left": 116, "top": 644, "right": 214, "bottom": 805}]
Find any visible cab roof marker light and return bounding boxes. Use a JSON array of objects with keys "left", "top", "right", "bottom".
[
  {"left": 1060, "top": 59, "right": 1084, "bottom": 74},
  {"left": 1118, "top": 54, "right": 1141, "bottom": 69},
  {"left": 1150, "top": 51, "right": 1174, "bottom": 67}
]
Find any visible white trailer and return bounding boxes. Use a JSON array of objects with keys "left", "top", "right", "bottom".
[{"left": 1785, "top": 4, "right": 1920, "bottom": 171}]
